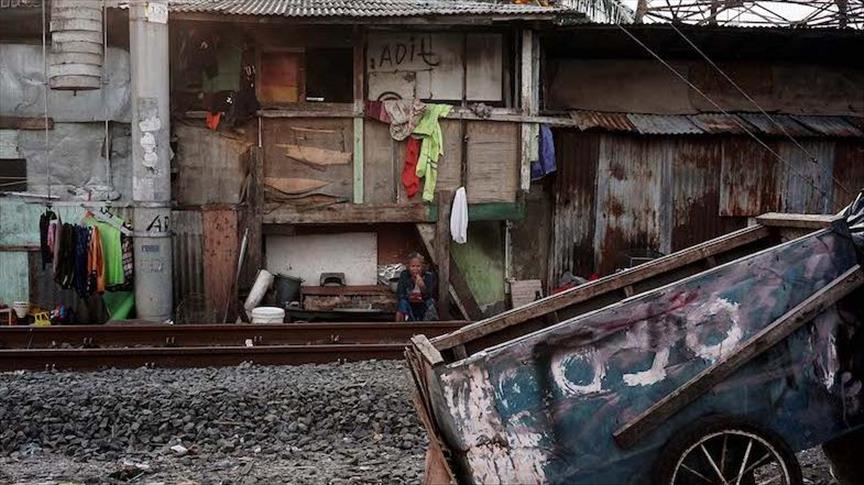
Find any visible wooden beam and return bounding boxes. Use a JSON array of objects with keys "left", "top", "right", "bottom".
[
  {"left": 432, "top": 224, "right": 772, "bottom": 350},
  {"left": 263, "top": 203, "right": 432, "bottom": 224},
  {"left": 416, "top": 224, "right": 484, "bottom": 321},
  {"left": 755, "top": 212, "right": 838, "bottom": 230},
  {"left": 436, "top": 190, "right": 454, "bottom": 320},
  {"left": 411, "top": 335, "right": 444, "bottom": 366},
  {"left": 0, "top": 116, "right": 54, "bottom": 130},
  {"left": 613, "top": 264, "right": 864, "bottom": 449}
]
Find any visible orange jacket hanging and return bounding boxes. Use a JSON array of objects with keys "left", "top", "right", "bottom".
[{"left": 88, "top": 225, "right": 106, "bottom": 294}]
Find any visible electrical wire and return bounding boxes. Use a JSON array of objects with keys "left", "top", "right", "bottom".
[
  {"left": 103, "top": 0, "right": 112, "bottom": 189},
  {"left": 41, "top": 0, "right": 51, "bottom": 203},
  {"left": 613, "top": 23, "right": 835, "bottom": 207},
  {"left": 668, "top": 22, "right": 855, "bottom": 201}
]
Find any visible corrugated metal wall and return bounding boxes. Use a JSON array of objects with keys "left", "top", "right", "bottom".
[
  {"left": 551, "top": 131, "right": 598, "bottom": 282},
  {"left": 593, "top": 135, "right": 671, "bottom": 274},
  {"left": 171, "top": 209, "right": 205, "bottom": 315},
  {"left": 549, "top": 132, "right": 864, "bottom": 281}
]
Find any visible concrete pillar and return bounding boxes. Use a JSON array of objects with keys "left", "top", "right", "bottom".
[{"left": 129, "top": 1, "right": 172, "bottom": 321}]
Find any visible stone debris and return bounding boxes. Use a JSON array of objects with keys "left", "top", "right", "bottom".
[{"left": 0, "top": 360, "right": 427, "bottom": 483}]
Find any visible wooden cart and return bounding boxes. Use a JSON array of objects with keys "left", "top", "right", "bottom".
[{"left": 407, "top": 210, "right": 864, "bottom": 485}]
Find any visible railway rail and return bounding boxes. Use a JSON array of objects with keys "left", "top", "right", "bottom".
[{"left": 0, "top": 321, "right": 466, "bottom": 371}]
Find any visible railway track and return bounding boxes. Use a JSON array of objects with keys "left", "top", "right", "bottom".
[{"left": 0, "top": 321, "right": 466, "bottom": 371}]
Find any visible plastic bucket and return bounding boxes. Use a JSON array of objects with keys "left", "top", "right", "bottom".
[
  {"left": 250, "top": 306, "right": 285, "bottom": 324},
  {"left": 274, "top": 274, "right": 302, "bottom": 307}
]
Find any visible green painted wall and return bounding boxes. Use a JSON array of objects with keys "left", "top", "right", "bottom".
[{"left": 451, "top": 220, "right": 506, "bottom": 315}]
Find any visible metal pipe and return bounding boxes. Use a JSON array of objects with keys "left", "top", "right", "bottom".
[{"left": 129, "top": 1, "right": 172, "bottom": 322}]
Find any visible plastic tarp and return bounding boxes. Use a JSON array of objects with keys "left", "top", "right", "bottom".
[{"left": 0, "top": 43, "right": 131, "bottom": 123}]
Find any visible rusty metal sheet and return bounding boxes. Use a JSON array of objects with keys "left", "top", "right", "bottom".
[
  {"left": 550, "top": 131, "right": 599, "bottom": 281},
  {"left": 594, "top": 135, "right": 669, "bottom": 274},
  {"left": 568, "top": 110, "right": 635, "bottom": 133},
  {"left": 738, "top": 113, "right": 814, "bottom": 137},
  {"left": 671, "top": 138, "right": 745, "bottom": 251},
  {"left": 431, "top": 228, "right": 863, "bottom": 484},
  {"left": 687, "top": 113, "right": 747, "bottom": 134},
  {"left": 833, "top": 141, "right": 864, "bottom": 212},
  {"left": 719, "top": 137, "right": 782, "bottom": 216},
  {"left": 847, "top": 117, "right": 864, "bottom": 132},
  {"left": 626, "top": 113, "right": 702, "bottom": 135},
  {"left": 793, "top": 116, "right": 864, "bottom": 138},
  {"left": 778, "top": 140, "right": 835, "bottom": 214}
]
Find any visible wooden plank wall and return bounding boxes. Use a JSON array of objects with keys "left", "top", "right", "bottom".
[
  {"left": 174, "top": 124, "right": 252, "bottom": 206},
  {"left": 362, "top": 118, "right": 518, "bottom": 205},
  {"left": 202, "top": 209, "right": 239, "bottom": 319},
  {"left": 263, "top": 118, "right": 354, "bottom": 203}
]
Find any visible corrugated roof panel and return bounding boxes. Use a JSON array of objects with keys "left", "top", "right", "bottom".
[
  {"left": 847, "top": 116, "right": 864, "bottom": 132},
  {"left": 737, "top": 113, "right": 814, "bottom": 137},
  {"left": 569, "top": 110, "right": 635, "bottom": 133},
  {"left": 627, "top": 113, "right": 701, "bottom": 135},
  {"left": 687, "top": 113, "right": 747, "bottom": 134},
  {"left": 792, "top": 115, "right": 864, "bottom": 138},
  {"left": 167, "top": 0, "right": 576, "bottom": 18},
  {"left": 0, "top": 0, "right": 40, "bottom": 8}
]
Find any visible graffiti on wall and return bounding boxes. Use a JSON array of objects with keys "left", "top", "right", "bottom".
[{"left": 366, "top": 33, "right": 503, "bottom": 102}]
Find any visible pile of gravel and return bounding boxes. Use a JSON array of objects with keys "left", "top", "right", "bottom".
[{"left": 0, "top": 360, "right": 428, "bottom": 484}]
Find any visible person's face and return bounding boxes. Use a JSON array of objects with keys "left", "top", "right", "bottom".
[{"left": 409, "top": 258, "right": 423, "bottom": 276}]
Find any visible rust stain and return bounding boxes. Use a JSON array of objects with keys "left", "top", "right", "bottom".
[{"left": 609, "top": 162, "right": 626, "bottom": 180}]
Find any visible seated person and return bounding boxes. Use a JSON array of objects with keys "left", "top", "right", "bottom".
[{"left": 395, "top": 252, "right": 438, "bottom": 322}]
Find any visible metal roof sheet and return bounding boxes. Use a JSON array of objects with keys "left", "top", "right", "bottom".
[
  {"left": 565, "top": 111, "right": 863, "bottom": 138},
  {"left": 737, "top": 113, "right": 815, "bottom": 137},
  {"left": 568, "top": 110, "right": 635, "bottom": 132},
  {"left": 792, "top": 115, "right": 864, "bottom": 138},
  {"left": 626, "top": 113, "right": 702, "bottom": 135},
  {"left": 687, "top": 113, "right": 748, "bottom": 134},
  {"left": 0, "top": 0, "right": 39, "bottom": 7},
  {"left": 166, "top": 0, "right": 576, "bottom": 18}
]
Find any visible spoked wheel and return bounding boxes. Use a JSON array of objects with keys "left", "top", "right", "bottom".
[{"left": 654, "top": 418, "right": 802, "bottom": 485}]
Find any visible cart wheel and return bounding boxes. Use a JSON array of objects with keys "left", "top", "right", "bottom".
[{"left": 654, "top": 417, "right": 802, "bottom": 485}]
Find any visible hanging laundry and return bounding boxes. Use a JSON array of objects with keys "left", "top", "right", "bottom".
[
  {"left": 52, "top": 219, "right": 63, "bottom": 278},
  {"left": 531, "top": 124, "right": 557, "bottom": 181},
  {"left": 413, "top": 104, "right": 452, "bottom": 202},
  {"left": 72, "top": 225, "right": 91, "bottom": 298},
  {"left": 39, "top": 209, "right": 57, "bottom": 269},
  {"left": 55, "top": 223, "right": 75, "bottom": 289},
  {"left": 401, "top": 137, "right": 422, "bottom": 199},
  {"left": 364, "top": 100, "right": 391, "bottom": 124},
  {"left": 206, "top": 111, "right": 222, "bottom": 131},
  {"left": 385, "top": 99, "right": 426, "bottom": 141},
  {"left": 88, "top": 220, "right": 125, "bottom": 288},
  {"left": 87, "top": 225, "right": 105, "bottom": 294},
  {"left": 450, "top": 187, "right": 468, "bottom": 244},
  {"left": 120, "top": 234, "right": 135, "bottom": 288}
]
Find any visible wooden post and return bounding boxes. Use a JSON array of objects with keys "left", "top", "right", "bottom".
[
  {"left": 436, "top": 190, "right": 453, "bottom": 319},
  {"left": 519, "top": 29, "right": 539, "bottom": 192},
  {"left": 352, "top": 26, "right": 365, "bottom": 204}
]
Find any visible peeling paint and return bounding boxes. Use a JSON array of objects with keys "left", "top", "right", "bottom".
[{"left": 434, "top": 228, "right": 864, "bottom": 484}]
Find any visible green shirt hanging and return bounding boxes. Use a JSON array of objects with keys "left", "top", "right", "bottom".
[{"left": 412, "top": 104, "right": 452, "bottom": 202}]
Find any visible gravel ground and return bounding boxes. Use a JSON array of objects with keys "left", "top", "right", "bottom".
[
  {"left": 0, "top": 361, "right": 426, "bottom": 484},
  {"left": 0, "top": 362, "right": 842, "bottom": 485}
]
